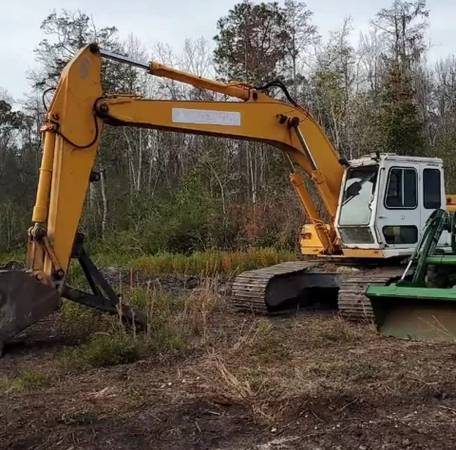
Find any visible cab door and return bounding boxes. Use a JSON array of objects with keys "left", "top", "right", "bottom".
[
  {"left": 420, "top": 166, "right": 444, "bottom": 227},
  {"left": 375, "top": 164, "right": 421, "bottom": 248}
]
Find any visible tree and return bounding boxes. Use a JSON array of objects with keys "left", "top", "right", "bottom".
[
  {"left": 0, "top": 98, "right": 35, "bottom": 251},
  {"left": 373, "top": 0, "right": 429, "bottom": 71},
  {"left": 380, "top": 64, "right": 425, "bottom": 154},
  {"left": 431, "top": 57, "right": 456, "bottom": 190},
  {"left": 213, "top": 1, "right": 291, "bottom": 85},
  {"left": 31, "top": 10, "right": 119, "bottom": 89},
  {"left": 213, "top": 2, "right": 297, "bottom": 214},
  {"left": 373, "top": 1, "right": 429, "bottom": 154},
  {"left": 306, "top": 19, "right": 355, "bottom": 153},
  {"left": 283, "top": 0, "right": 318, "bottom": 96}
]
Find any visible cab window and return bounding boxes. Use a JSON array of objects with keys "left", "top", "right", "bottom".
[
  {"left": 383, "top": 225, "right": 418, "bottom": 244},
  {"left": 385, "top": 168, "right": 417, "bottom": 209},
  {"left": 423, "top": 168, "right": 441, "bottom": 209}
]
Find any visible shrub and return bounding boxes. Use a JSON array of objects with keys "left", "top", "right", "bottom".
[
  {"left": 59, "top": 333, "right": 143, "bottom": 370},
  {"left": 58, "top": 287, "right": 193, "bottom": 370},
  {"left": 57, "top": 301, "right": 103, "bottom": 343},
  {"left": 0, "top": 370, "right": 49, "bottom": 393}
]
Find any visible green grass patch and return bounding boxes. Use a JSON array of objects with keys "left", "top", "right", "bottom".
[
  {"left": 250, "top": 320, "right": 290, "bottom": 364},
  {"left": 58, "top": 288, "right": 196, "bottom": 370},
  {"left": 0, "top": 370, "right": 50, "bottom": 393},
  {"left": 0, "top": 249, "right": 25, "bottom": 266},
  {"left": 58, "top": 333, "right": 144, "bottom": 370},
  {"left": 57, "top": 302, "right": 103, "bottom": 343},
  {"left": 60, "top": 410, "right": 98, "bottom": 425}
]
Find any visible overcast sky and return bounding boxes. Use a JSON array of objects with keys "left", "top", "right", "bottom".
[{"left": 1, "top": 0, "right": 455, "bottom": 102}]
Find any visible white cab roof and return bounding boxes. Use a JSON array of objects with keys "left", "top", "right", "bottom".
[{"left": 349, "top": 153, "right": 443, "bottom": 167}]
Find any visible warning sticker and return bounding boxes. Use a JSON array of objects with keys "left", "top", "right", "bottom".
[{"left": 172, "top": 108, "right": 241, "bottom": 126}]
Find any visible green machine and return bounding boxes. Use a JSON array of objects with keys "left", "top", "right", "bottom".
[{"left": 367, "top": 209, "right": 456, "bottom": 342}]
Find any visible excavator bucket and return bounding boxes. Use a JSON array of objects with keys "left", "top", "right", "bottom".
[
  {"left": 0, "top": 270, "right": 60, "bottom": 351},
  {"left": 367, "top": 284, "right": 456, "bottom": 342}
]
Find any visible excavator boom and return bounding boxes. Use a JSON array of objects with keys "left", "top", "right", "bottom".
[{"left": 37, "top": 44, "right": 344, "bottom": 276}]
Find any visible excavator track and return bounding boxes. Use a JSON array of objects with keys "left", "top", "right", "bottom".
[
  {"left": 232, "top": 260, "right": 404, "bottom": 320},
  {"left": 338, "top": 267, "right": 404, "bottom": 321},
  {"left": 231, "top": 261, "right": 333, "bottom": 314}
]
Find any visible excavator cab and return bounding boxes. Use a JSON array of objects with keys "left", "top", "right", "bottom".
[
  {"left": 299, "top": 154, "right": 448, "bottom": 260},
  {"left": 336, "top": 154, "right": 446, "bottom": 257}
]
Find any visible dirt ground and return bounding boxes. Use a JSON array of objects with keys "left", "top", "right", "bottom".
[{"left": 2, "top": 286, "right": 456, "bottom": 450}]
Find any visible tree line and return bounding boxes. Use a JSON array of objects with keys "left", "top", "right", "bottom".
[{"left": 1, "top": 0, "right": 455, "bottom": 255}]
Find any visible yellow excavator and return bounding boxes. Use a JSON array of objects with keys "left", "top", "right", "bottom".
[{"left": 1, "top": 44, "right": 455, "bottom": 350}]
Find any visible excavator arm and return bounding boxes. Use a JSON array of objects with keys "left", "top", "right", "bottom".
[
  {"left": 36, "top": 44, "right": 343, "bottom": 276},
  {"left": 0, "top": 44, "right": 345, "bottom": 350}
]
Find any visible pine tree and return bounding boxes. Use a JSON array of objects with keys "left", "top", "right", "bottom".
[
  {"left": 373, "top": 1, "right": 429, "bottom": 154},
  {"left": 381, "top": 63, "right": 425, "bottom": 154}
]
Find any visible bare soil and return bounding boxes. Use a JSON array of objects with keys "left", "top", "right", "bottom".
[{"left": 2, "top": 288, "right": 456, "bottom": 450}]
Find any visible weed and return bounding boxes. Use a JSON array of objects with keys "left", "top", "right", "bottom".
[
  {"left": 249, "top": 319, "right": 290, "bottom": 364},
  {"left": 183, "top": 278, "right": 223, "bottom": 340},
  {"left": 131, "top": 248, "right": 294, "bottom": 277},
  {"left": 0, "top": 250, "right": 25, "bottom": 266},
  {"left": 229, "top": 319, "right": 290, "bottom": 364},
  {"left": 139, "top": 287, "right": 189, "bottom": 352},
  {"left": 203, "top": 352, "right": 255, "bottom": 402},
  {"left": 59, "top": 333, "right": 144, "bottom": 370},
  {"left": 198, "top": 352, "right": 280, "bottom": 424},
  {"left": 313, "top": 317, "right": 364, "bottom": 343},
  {"left": 286, "top": 359, "right": 379, "bottom": 398},
  {"left": 58, "top": 286, "right": 194, "bottom": 370},
  {"left": 127, "top": 282, "right": 223, "bottom": 351},
  {"left": 57, "top": 302, "right": 104, "bottom": 343},
  {"left": 60, "top": 410, "right": 98, "bottom": 425},
  {"left": 0, "top": 370, "right": 50, "bottom": 393}
]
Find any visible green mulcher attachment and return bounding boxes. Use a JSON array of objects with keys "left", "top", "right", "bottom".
[{"left": 367, "top": 209, "right": 456, "bottom": 342}]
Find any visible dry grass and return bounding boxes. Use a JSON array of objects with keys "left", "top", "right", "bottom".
[
  {"left": 193, "top": 318, "right": 294, "bottom": 424},
  {"left": 56, "top": 279, "right": 226, "bottom": 370},
  {"left": 58, "top": 333, "right": 145, "bottom": 370},
  {"left": 197, "top": 351, "right": 278, "bottom": 424},
  {"left": 4, "top": 284, "right": 456, "bottom": 449},
  {"left": 131, "top": 248, "right": 294, "bottom": 277},
  {"left": 55, "top": 289, "right": 433, "bottom": 419},
  {"left": 185, "top": 311, "right": 450, "bottom": 426},
  {"left": 182, "top": 278, "right": 225, "bottom": 341},
  {"left": 9, "top": 261, "right": 450, "bottom": 436},
  {"left": 312, "top": 316, "right": 367, "bottom": 343}
]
